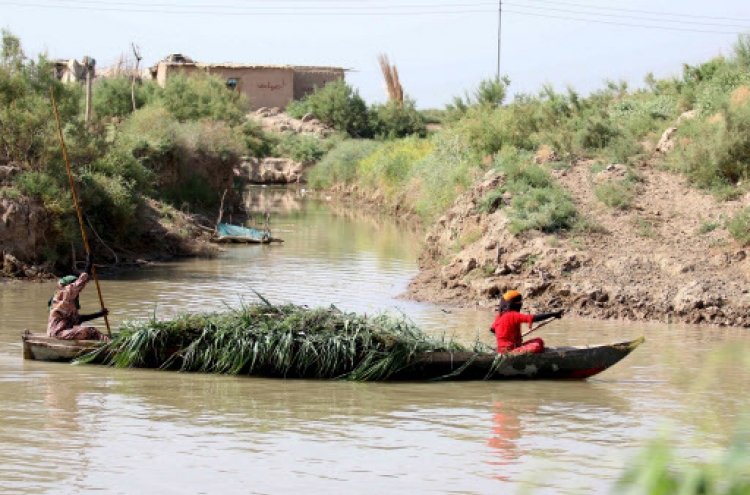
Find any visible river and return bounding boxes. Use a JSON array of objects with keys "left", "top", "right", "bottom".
[{"left": 1, "top": 187, "right": 748, "bottom": 495}]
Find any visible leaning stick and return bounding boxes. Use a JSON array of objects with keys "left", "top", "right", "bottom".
[
  {"left": 521, "top": 318, "right": 555, "bottom": 338},
  {"left": 50, "top": 88, "right": 111, "bottom": 336}
]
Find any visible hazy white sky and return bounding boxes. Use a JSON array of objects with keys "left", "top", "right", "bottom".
[{"left": 2, "top": 0, "right": 748, "bottom": 108}]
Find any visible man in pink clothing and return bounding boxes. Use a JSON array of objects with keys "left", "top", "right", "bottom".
[{"left": 47, "top": 254, "right": 109, "bottom": 341}]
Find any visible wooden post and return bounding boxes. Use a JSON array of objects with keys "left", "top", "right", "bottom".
[
  {"left": 83, "top": 56, "right": 95, "bottom": 126},
  {"left": 131, "top": 43, "right": 142, "bottom": 112},
  {"left": 50, "top": 87, "right": 111, "bottom": 336}
]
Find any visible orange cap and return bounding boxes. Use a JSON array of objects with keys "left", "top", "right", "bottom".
[{"left": 502, "top": 290, "right": 522, "bottom": 301}]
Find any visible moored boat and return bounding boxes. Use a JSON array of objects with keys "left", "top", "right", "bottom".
[
  {"left": 21, "top": 330, "right": 643, "bottom": 380},
  {"left": 211, "top": 222, "right": 283, "bottom": 244}
]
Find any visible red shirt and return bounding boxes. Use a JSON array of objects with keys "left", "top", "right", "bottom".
[{"left": 491, "top": 311, "right": 533, "bottom": 352}]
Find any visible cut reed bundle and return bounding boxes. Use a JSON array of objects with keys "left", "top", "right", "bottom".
[
  {"left": 77, "top": 301, "right": 488, "bottom": 381},
  {"left": 378, "top": 54, "right": 403, "bottom": 105}
]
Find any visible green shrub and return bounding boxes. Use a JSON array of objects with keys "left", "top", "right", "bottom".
[
  {"left": 358, "top": 137, "right": 433, "bottom": 192},
  {"left": 735, "top": 33, "right": 750, "bottom": 69},
  {"left": 307, "top": 139, "right": 381, "bottom": 188},
  {"left": 369, "top": 98, "right": 427, "bottom": 139},
  {"left": 275, "top": 133, "right": 327, "bottom": 162},
  {"left": 669, "top": 98, "right": 750, "bottom": 191},
  {"left": 239, "top": 118, "right": 275, "bottom": 158},
  {"left": 482, "top": 151, "right": 577, "bottom": 234},
  {"left": 446, "top": 76, "right": 510, "bottom": 119},
  {"left": 92, "top": 76, "right": 157, "bottom": 119},
  {"left": 405, "top": 132, "right": 477, "bottom": 220},
  {"left": 0, "top": 32, "right": 81, "bottom": 169},
  {"left": 153, "top": 72, "right": 249, "bottom": 125},
  {"left": 726, "top": 208, "right": 750, "bottom": 245},
  {"left": 288, "top": 80, "right": 371, "bottom": 137},
  {"left": 14, "top": 171, "right": 72, "bottom": 215},
  {"left": 594, "top": 182, "right": 634, "bottom": 210},
  {"left": 616, "top": 433, "right": 750, "bottom": 495}
]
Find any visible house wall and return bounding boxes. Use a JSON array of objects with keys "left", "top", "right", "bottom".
[
  {"left": 205, "top": 66, "right": 294, "bottom": 110},
  {"left": 154, "top": 63, "right": 345, "bottom": 109},
  {"left": 293, "top": 68, "right": 346, "bottom": 100}
]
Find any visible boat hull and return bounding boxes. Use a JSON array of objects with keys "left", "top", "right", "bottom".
[
  {"left": 390, "top": 337, "right": 644, "bottom": 380},
  {"left": 21, "top": 331, "right": 643, "bottom": 380},
  {"left": 22, "top": 331, "right": 106, "bottom": 363}
]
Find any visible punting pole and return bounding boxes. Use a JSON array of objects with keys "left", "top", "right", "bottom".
[{"left": 50, "top": 87, "right": 111, "bottom": 336}]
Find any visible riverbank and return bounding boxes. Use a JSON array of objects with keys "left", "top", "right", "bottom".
[
  {"left": 1, "top": 197, "right": 220, "bottom": 280},
  {"left": 402, "top": 156, "right": 750, "bottom": 327}
]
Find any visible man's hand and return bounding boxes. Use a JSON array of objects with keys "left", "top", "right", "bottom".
[{"left": 553, "top": 310, "right": 564, "bottom": 319}]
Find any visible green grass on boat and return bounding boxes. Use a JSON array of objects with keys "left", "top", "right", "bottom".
[{"left": 76, "top": 300, "right": 486, "bottom": 381}]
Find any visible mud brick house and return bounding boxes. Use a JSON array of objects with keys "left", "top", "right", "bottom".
[{"left": 150, "top": 54, "right": 347, "bottom": 110}]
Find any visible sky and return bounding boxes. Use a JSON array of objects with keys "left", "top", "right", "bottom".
[{"left": 1, "top": 0, "right": 749, "bottom": 109}]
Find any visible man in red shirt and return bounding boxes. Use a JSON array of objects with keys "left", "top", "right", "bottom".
[{"left": 490, "top": 290, "right": 563, "bottom": 354}]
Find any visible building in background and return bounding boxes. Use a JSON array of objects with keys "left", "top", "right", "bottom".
[{"left": 149, "top": 54, "right": 347, "bottom": 110}]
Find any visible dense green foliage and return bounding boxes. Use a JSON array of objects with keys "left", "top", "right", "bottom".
[
  {"left": 307, "top": 139, "right": 382, "bottom": 187},
  {"left": 616, "top": 433, "right": 750, "bottom": 495},
  {"left": 369, "top": 98, "right": 427, "bottom": 139},
  {"left": 287, "top": 79, "right": 427, "bottom": 139},
  {"left": 286, "top": 80, "right": 371, "bottom": 137},
  {"left": 77, "top": 301, "right": 482, "bottom": 381},
  {"left": 480, "top": 152, "right": 578, "bottom": 234},
  {"left": 0, "top": 31, "right": 264, "bottom": 267},
  {"left": 92, "top": 76, "right": 155, "bottom": 119},
  {"left": 274, "top": 132, "right": 336, "bottom": 163}
]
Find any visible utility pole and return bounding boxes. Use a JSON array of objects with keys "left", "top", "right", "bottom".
[{"left": 497, "top": 0, "right": 502, "bottom": 80}]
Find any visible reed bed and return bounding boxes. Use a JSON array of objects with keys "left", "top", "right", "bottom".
[{"left": 77, "top": 301, "right": 487, "bottom": 381}]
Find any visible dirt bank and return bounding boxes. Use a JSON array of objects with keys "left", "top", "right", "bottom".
[
  {"left": 404, "top": 158, "right": 750, "bottom": 327},
  {"left": 1, "top": 197, "right": 219, "bottom": 280}
]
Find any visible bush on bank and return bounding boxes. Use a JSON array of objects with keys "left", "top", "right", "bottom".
[
  {"left": 0, "top": 31, "right": 262, "bottom": 267},
  {"left": 287, "top": 79, "right": 427, "bottom": 140}
]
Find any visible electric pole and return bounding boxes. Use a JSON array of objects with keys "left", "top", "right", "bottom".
[{"left": 497, "top": 0, "right": 502, "bottom": 79}]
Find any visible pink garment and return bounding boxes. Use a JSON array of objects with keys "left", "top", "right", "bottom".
[
  {"left": 509, "top": 337, "right": 544, "bottom": 354},
  {"left": 47, "top": 274, "right": 108, "bottom": 341}
]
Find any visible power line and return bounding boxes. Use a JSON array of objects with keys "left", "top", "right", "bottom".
[
  {"left": 504, "top": 2, "right": 750, "bottom": 29},
  {"left": 0, "top": 1, "right": 493, "bottom": 15},
  {"left": 518, "top": 0, "right": 750, "bottom": 23},
  {"left": 503, "top": 8, "right": 745, "bottom": 35},
  {"left": 0, "top": 0, "right": 747, "bottom": 33}
]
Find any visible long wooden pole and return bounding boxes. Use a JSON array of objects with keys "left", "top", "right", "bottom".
[
  {"left": 50, "top": 87, "right": 111, "bottom": 336},
  {"left": 521, "top": 318, "right": 554, "bottom": 338}
]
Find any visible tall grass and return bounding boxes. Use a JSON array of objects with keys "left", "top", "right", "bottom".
[
  {"left": 77, "top": 302, "right": 481, "bottom": 381},
  {"left": 307, "top": 139, "right": 382, "bottom": 188}
]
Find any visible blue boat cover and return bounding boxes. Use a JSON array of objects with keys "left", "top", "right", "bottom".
[{"left": 216, "top": 223, "right": 270, "bottom": 240}]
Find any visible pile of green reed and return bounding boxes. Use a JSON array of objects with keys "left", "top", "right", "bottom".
[{"left": 77, "top": 301, "right": 483, "bottom": 381}]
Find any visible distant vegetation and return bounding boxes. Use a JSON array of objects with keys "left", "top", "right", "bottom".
[
  {"left": 306, "top": 32, "right": 750, "bottom": 234},
  {"left": 0, "top": 30, "right": 257, "bottom": 267}
]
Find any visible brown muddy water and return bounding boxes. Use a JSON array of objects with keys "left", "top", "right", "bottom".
[{"left": 1, "top": 187, "right": 748, "bottom": 495}]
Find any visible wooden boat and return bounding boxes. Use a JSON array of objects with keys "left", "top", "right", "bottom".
[
  {"left": 22, "top": 330, "right": 107, "bottom": 362},
  {"left": 391, "top": 336, "right": 644, "bottom": 380},
  {"left": 211, "top": 222, "right": 283, "bottom": 244},
  {"left": 21, "top": 330, "right": 643, "bottom": 380}
]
